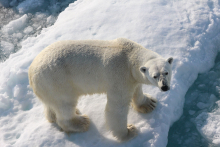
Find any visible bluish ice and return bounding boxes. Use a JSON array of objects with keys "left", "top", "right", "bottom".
[
  {"left": 168, "top": 53, "right": 220, "bottom": 147},
  {"left": 0, "top": 0, "right": 76, "bottom": 61}
]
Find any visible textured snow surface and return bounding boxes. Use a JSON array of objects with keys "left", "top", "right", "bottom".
[{"left": 0, "top": 0, "right": 220, "bottom": 147}]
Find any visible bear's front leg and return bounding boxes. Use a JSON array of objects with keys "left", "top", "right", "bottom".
[
  {"left": 132, "top": 84, "right": 157, "bottom": 113},
  {"left": 105, "top": 90, "right": 137, "bottom": 141}
]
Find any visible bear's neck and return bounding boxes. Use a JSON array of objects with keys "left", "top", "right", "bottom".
[
  {"left": 128, "top": 47, "right": 160, "bottom": 84},
  {"left": 129, "top": 46, "right": 161, "bottom": 67}
]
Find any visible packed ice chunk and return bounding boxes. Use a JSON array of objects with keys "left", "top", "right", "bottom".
[
  {"left": 195, "top": 101, "right": 220, "bottom": 145},
  {"left": 23, "top": 26, "right": 33, "bottom": 34},
  {"left": 9, "top": 0, "right": 18, "bottom": 7},
  {"left": 0, "top": 41, "right": 14, "bottom": 53},
  {"left": 209, "top": 94, "right": 217, "bottom": 103},
  {"left": 0, "top": 93, "right": 11, "bottom": 111},
  {"left": 16, "top": 0, "right": 45, "bottom": 13},
  {"left": 13, "top": 84, "right": 25, "bottom": 100},
  {"left": 2, "top": 14, "right": 28, "bottom": 35},
  {"left": 198, "top": 84, "right": 206, "bottom": 90},
  {"left": 189, "top": 110, "right": 195, "bottom": 115},
  {"left": 197, "top": 102, "right": 209, "bottom": 109},
  {"left": 46, "top": 16, "right": 56, "bottom": 25},
  {"left": 216, "top": 86, "right": 220, "bottom": 93},
  {"left": 0, "top": 0, "right": 75, "bottom": 62}
]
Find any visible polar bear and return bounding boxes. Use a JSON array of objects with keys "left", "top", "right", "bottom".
[{"left": 28, "top": 38, "right": 173, "bottom": 141}]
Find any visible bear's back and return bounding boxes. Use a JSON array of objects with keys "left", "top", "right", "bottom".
[{"left": 29, "top": 39, "right": 133, "bottom": 95}]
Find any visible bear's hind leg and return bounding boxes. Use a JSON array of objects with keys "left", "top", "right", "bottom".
[
  {"left": 55, "top": 101, "right": 90, "bottom": 133},
  {"left": 132, "top": 84, "right": 157, "bottom": 113},
  {"left": 45, "top": 106, "right": 56, "bottom": 123}
]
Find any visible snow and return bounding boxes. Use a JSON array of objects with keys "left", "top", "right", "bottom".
[{"left": 0, "top": 0, "right": 220, "bottom": 147}]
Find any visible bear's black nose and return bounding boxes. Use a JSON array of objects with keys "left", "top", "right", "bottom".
[{"left": 161, "top": 86, "right": 169, "bottom": 91}]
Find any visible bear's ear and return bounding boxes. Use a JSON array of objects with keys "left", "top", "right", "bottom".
[
  {"left": 167, "top": 57, "right": 173, "bottom": 64},
  {"left": 140, "top": 67, "right": 147, "bottom": 73}
]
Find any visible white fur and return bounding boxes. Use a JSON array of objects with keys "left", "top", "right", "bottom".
[{"left": 28, "top": 38, "right": 173, "bottom": 141}]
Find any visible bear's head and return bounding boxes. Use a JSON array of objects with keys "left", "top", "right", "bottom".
[{"left": 140, "top": 57, "right": 173, "bottom": 92}]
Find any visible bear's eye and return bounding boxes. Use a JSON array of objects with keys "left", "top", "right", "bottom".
[
  {"left": 165, "top": 72, "right": 168, "bottom": 75},
  {"left": 153, "top": 76, "right": 157, "bottom": 79}
]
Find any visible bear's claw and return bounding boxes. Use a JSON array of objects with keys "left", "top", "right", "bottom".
[
  {"left": 75, "top": 108, "right": 81, "bottom": 115},
  {"left": 150, "top": 99, "right": 157, "bottom": 103},
  {"left": 134, "top": 94, "right": 157, "bottom": 113}
]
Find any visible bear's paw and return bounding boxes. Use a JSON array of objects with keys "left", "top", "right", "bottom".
[
  {"left": 117, "top": 124, "right": 138, "bottom": 142},
  {"left": 60, "top": 115, "right": 90, "bottom": 133},
  {"left": 135, "top": 94, "right": 157, "bottom": 113},
  {"left": 71, "top": 115, "right": 90, "bottom": 132}
]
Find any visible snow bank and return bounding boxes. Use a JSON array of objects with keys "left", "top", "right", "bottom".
[{"left": 0, "top": 0, "right": 220, "bottom": 147}]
